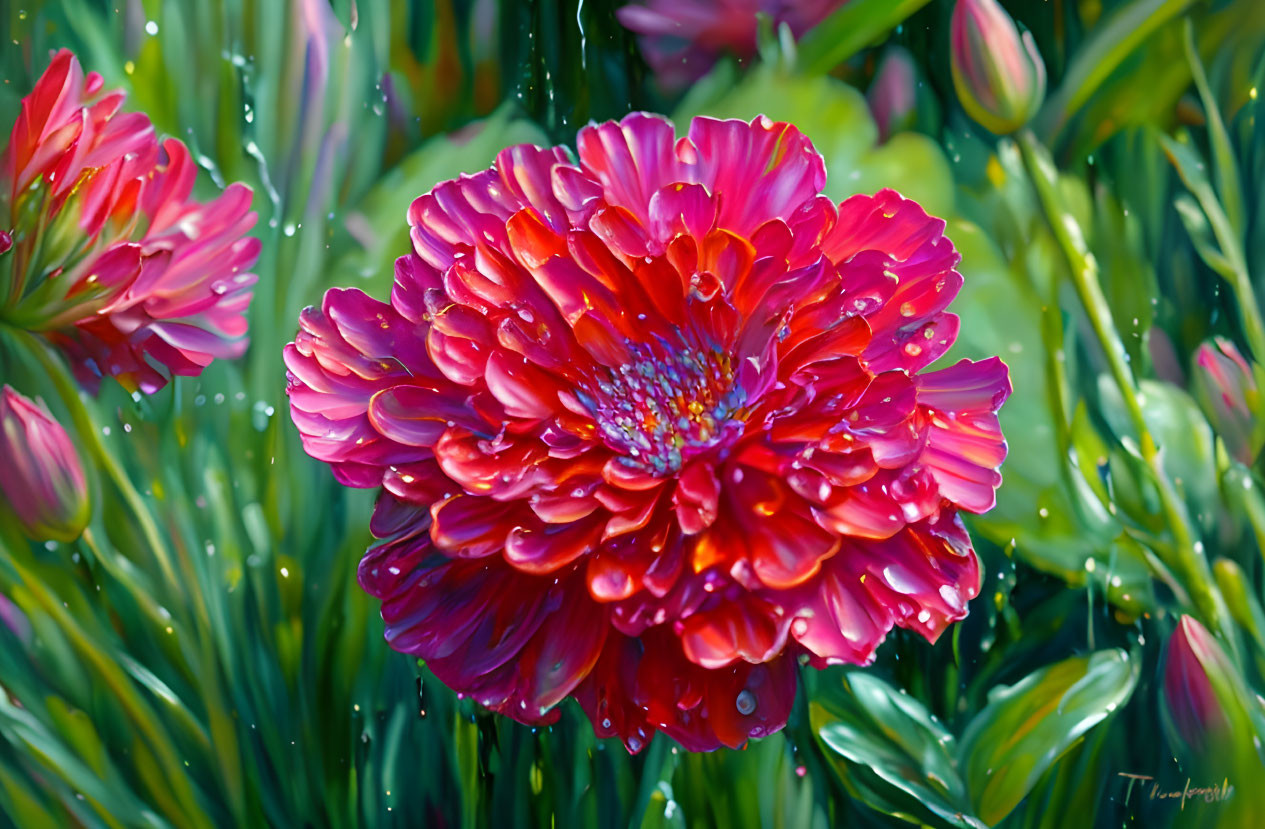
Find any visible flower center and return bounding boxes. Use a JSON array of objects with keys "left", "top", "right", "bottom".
[{"left": 581, "top": 342, "right": 746, "bottom": 476}]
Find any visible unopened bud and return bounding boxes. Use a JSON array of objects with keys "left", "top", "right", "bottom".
[
  {"left": 868, "top": 47, "right": 918, "bottom": 141},
  {"left": 0, "top": 385, "right": 90, "bottom": 543},
  {"left": 1193, "top": 337, "right": 1263, "bottom": 464},
  {"left": 950, "top": 0, "right": 1047, "bottom": 135}
]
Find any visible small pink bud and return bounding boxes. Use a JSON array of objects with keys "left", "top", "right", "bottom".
[
  {"left": 868, "top": 46, "right": 918, "bottom": 141},
  {"left": 950, "top": 0, "right": 1047, "bottom": 135},
  {"left": 0, "top": 386, "right": 90, "bottom": 543},
  {"left": 1163, "top": 616, "right": 1235, "bottom": 757},
  {"left": 0, "top": 230, "right": 11, "bottom": 254},
  {"left": 1194, "top": 337, "right": 1262, "bottom": 464}
]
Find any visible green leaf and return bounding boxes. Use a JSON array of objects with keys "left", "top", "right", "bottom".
[
  {"left": 1173, "top": 193, "right": 1237, "bottom": 280},
  {"left": 1012, "top": 717, "right": 1114, "bottom": 829},
  {"left": 812, "top": 672, "right": 984, "bottom": 829},
  {"left": 958, "top": 650, "right": 1139, "bottom": 825},
  {"left": 1161, "top": 132, "right": 1251, "bottom": 284},
  {"left": 1182, "top": 20, "right": 1246, "bottom": 241}
]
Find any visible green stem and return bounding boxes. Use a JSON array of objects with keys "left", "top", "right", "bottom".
[
  {"left": 7, "top": 326, "right": 182, "bottom": 597},
  {"left": 1015, "top": 129, "right": 1235, "bottom": 646}
]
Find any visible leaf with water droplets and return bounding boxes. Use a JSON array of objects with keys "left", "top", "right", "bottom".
[
  {"left": 958, "top": 649, "right": 1138, "bottom": 826},
  {"left": 812, "top": 671, "right": 985, "bottom": 829}
]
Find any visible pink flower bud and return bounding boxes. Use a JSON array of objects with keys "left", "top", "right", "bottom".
[
  {"left": 950, "top": 0, "right": 1047, "bottom": 135},
  {"left": 1163, "top": 616, "right": 1235, "bottom": 757},
  {"left": 1194, "top": 337, "right": 1262, "bottom": 464},
  {"left": 0, "top": 385, "right": 90, "bottom": 543},
  {"left": 868, "top": 46, "right": 918, "bottom": 142}
]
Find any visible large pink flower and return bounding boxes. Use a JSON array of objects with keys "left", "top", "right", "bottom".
[
  {"left": 1, "top": 50, "right": 259, "bottom": 393},
  {"left": 286, "top": 113, "right": 1009, "bottom": 751},
  {"left": 618, "top": 0, "right": 848, "bottom": 88}
]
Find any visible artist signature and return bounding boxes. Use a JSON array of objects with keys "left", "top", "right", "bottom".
[{"left": 1118, "top": 773, "right": 1234, "bottom": 810}]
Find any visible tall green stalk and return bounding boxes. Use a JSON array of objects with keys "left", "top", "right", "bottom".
[{"left": 1015, "top": 129, "right": 1236, "bottom": 650}]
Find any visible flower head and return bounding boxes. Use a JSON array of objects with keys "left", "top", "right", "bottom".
[
  {"left": 286, "top": 113, "right": 1010, "bottom": 751},
  {"left": 0, "top": 385, "right": 90, "bottom": 543},
  {"left": 1193, "top": 337, "right": 1262, "bottom": 464},
  {"left": 618, "top": 0, "right": 847, "bottom": 89},
  {"left": 1, "top": 49, "right": 259, "bottom": 393},
  {"left": 950, "top": 0, "right": 1046, "bottom": 135}
]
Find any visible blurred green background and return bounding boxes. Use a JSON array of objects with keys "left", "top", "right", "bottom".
[{"left": 2, "top": 0, "right": 1265, "bottom": 826}]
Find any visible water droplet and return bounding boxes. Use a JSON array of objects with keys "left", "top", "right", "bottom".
[{"left": 736, "top": 689, "right": 757, "bottom": 715}]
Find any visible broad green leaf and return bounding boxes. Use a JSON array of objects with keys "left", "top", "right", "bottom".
[
  {"left": 812, "top": 672, "right": 984, "bottom": 829},
  {"left": 1013, "top": 718, "right": 1114, "bottom": 829},
  {"left": 958, "top": 650, "right": 1139, "bottom": 825}
]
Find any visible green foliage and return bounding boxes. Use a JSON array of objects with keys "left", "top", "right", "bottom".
[{"left": 1, "top": 1, "right": 1265, "bottom": 827}]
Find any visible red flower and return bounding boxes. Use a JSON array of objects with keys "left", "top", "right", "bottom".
[
  {"left": 1, "top": 50, "right": 259, "bottom": 393},
  {"left": 618, "top": 0, "right": 847, "bottom": 88},
  {"left": 286, "top": 113, "right": 1010, "bottom": 751}
]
